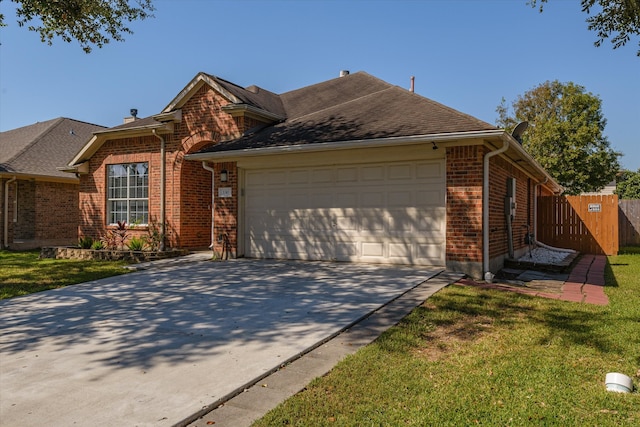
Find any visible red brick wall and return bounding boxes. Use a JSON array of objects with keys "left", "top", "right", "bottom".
[
  {"left": 34, "top": 181, "right": 79, "bottom": 241},
  {"left": 211, "top": 161, "right": 238, "bottom": 257},
  {"left": 446, "top": 145, "right": 484, "bottom": 264},
  {"left": 488, "top": 156, "right": 536, "bottom": 260},
  {"left": 79, "top": 84, "right": 244, "bottom": 249},
  {"left": 14, "top": 180, "right": 35, "bottom": 240},
  {"left": 79, "top": 136, "right": 160, "bottom": 242}
]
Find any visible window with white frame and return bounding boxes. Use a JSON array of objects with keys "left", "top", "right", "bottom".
[{"left": 107, "top": 163, "right": 149, "bottom": 225}]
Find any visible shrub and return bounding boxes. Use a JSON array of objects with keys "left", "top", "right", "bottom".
[
  {"left": 91, "top": 240, "right": 105, "bottom": 250},
  {"left": 126, "top": 236, "right": 146, "bottom": 251},
  {"left": 78, "top": 236, "right": 94, "bottom": 249},
  {"left": 101, "top": 231, "right": 119, "bottom": 250},
  {"left": 144, "top": 219, "right": 165, "bottom": 251}
]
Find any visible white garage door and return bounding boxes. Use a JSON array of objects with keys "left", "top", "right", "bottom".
[{"left": 243, "top": 160, "right": 445, "bottom": 266}]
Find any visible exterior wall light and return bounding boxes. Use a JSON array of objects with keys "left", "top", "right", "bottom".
[{"left": 220, "top": 170, "right": 228, "bottom": 182}]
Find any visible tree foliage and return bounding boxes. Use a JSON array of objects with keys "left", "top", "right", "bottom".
[
  {"left": 529, "top": 0, "right": 640, "bottom": 56},
  {"left": 497, "top": 80, "right": 621, "bottom": 195},
  {"left": 616, "top": 169, "right": 640, "bottom": 198},
  {"left": 0, "top": 0, "right": 155, "bottom": 53}
]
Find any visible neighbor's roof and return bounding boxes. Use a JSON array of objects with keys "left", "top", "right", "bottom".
[
  {"left": 0, "top": 118, "right": 106, "bottom": 179},
  {"left": 197, "top": 72, "right": 496, "bottom": 153}
]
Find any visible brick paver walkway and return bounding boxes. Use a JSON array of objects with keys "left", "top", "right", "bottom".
[{"left": 456, "top": 254, "right": 609, "bottom": 305}]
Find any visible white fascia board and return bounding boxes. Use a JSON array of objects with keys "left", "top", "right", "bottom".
[
  {"left": 184, "top": 129, "right": 506, "bottom": 161},
  {"left": 68, "top": 122, "right": 173, "bottom": 166}
]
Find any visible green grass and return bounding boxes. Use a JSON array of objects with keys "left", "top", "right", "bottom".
[
  {"left": 0, "top": 250, "right": 130, "bottom": 299},
  {"left": 254, "top": 249, "right": 640, "bottom": 426}
]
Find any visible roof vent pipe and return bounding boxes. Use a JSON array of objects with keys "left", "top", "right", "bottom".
[
  {"left": 410, "top": 76, "right": 415, "bottom": 93},
  {"left": 340, "top": 70, "right": 350, "bottom": 77}
]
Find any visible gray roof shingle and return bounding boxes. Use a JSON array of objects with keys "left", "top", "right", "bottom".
[
  {"left": 198, "top": 71, "right": 496, "bottom": 153},
  {"left": 0, "top": 118, "right": 106, "bottom": 179}
]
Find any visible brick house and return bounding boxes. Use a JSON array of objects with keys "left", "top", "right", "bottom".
[
  {"left": 1, "top": 118, "right": 106, "bottom": 249},
  {"left": 64, "top": 71, "right": 561, "bottom": 278}
]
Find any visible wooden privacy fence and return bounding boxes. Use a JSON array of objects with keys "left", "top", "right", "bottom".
[
  {"left": 537, "top": 195, "right": 619, "bottom": 255},
  {"left": 619, "top": 200, "right": 640, "bottom": 246}
]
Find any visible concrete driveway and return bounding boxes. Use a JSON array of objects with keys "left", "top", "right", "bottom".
[{"left": 1, "top": 258, "right": 443, "bottom": 426}]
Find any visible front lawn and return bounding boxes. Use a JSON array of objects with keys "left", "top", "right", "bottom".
[
  {"left": 254, "top": 249, "right": 640, "bottom": 426},
  {"left": 0, "top": 250, "right": 130, "bottom": 299}
]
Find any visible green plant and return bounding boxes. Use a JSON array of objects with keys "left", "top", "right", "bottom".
[
  {"left": 78, "top": 236, "right": 94, "bottom": 249},
  {"left": 144, "top": 219, "right": 165, "bottom": 251},
  {"left": 100, "top": 230, "right": 118, "bottom": 250},
  {"left": 90, "top": 240, "right": 104, "bottom": 250},
  {"left": 115, "top": 220, "right": 129, "bottom": 248},
  {"left": 126, "top": 236, "right": 146, "bottom": 251}
]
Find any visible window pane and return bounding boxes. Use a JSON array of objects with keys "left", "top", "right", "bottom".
[
  {"left": 129, "top": 200, "right": 148, "bottom": 225},
  {"left": 109, "top": 200, "right": 127, "bottom": 225},
  {"left": 107, "top": 162, "right": 148, "bottom": 225}
]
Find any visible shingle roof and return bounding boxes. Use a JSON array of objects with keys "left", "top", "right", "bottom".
[
  {"left": 204, "top": 73, "right": 285, "bottom": 117},
  {"left": 0, "top": 118, "right": 106, "bottom": 179},
  {"left": 197, "top": 71, "right": 497, "bottom": 153}
]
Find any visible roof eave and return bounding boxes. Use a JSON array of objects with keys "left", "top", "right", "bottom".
[
  {"left": 68, "top": 122, "right": 173, "bottom": 167},
  {"left": 221, "top": 103, "right": 285, "bottom": 123},
  {"left": 499, "top": 133, "right": 563, "bottom": 194},
  {"left": 185, "top": 129, "right": 506, "bottom": 161}
]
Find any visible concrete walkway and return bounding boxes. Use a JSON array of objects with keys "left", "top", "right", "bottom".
[
  {"left": 0, "top": 258, "right": 456, "bottom": 427},
  {"left": 457, "top": 254, "right": 609, "bottom": 305}
]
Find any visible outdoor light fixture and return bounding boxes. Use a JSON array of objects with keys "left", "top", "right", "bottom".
[
  {"left": 220, "top": 170, "right": 228, "bottom": 182},
  {"left": 432, "top": 141, "right": 439, "bottom": 150}
]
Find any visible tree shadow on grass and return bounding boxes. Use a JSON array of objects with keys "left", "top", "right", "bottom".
[{"left": 380, "top": 284, "right": 627, "bottom": 358}]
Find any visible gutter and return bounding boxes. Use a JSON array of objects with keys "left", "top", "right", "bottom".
[
  {"left": 3, "top": 176, "right": 17, "bottom": 248},
  {"left": 152, "top": 130, "right": 166, "bottom": 251},
  {"left": 482, "top": 136, "right": 510, "bottom": 282},
  {"left": 201, "top": 162, "right": 216, "bottom": 252},
  {"left": 185, "top": 130, "right": 507, "bottom": 161}
]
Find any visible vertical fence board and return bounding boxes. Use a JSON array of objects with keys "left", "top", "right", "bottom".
[
  {"left": 537, "top": 195, "right": 619, "bottom": 255},
  {"left": 619, "top": 200, "right": 640, "bottom": 246}
]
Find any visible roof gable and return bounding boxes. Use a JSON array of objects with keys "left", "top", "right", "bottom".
[
  {"left": 162, "top": 72, "right": 285, "bottom": 118},
  {"left": 0, "top": 118, "right": 106, "bottom": 179}
]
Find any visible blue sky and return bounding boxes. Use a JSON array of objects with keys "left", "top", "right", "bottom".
[{"left": 1, "top": 0, "right": 638, "bottom": 170}]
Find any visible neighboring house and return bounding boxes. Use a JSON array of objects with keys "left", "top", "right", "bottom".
[
  {"left": 582, "top": 180, "right": 617, "bottom": 196},
  {"left": 64, "top": 71, "right": 562, "bottom": 278},
  {"left": 0, "top": 118, "right": 106, "bottom": 249}
]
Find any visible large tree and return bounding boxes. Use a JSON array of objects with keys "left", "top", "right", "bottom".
[
  {"left": 529, "top": 0, "right": 640, "bottom": 56},
  {"left": 616, "top": 169, "right": 640, "bottom": 198},
  {"left": 497, "top": 80, "right": 621, "bottom": 195},
  {"left": 0, "top": 0, "right": 155, "bottom": 53}
]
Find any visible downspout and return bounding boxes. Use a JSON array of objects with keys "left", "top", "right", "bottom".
[
  {"left": 3, "top": 176, "right": 17, "bottom": 248},
  {"left": 152, "top": 130, "right": 166, "bottom": 251},
  {"left": 201, "top": 162, "right": 215, "bottom": 252},
  {"left": 483, "top": 137, "right": 509, "bottom": 282}
]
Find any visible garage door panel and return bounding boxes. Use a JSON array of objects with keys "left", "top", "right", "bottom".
[
  {"left": 416, "top": 189, "right": 445, "bottom": 206},
  {"left": 416, "top": 162, "right": 444, "bottom": 180},
  {"left": 337, "top": 167, "right": 358, "bottom": 182},
  {"left": 388, "top": 164, "right": 412, "bottom": 180},
  {"left": 388, "top": 191, "right": 413, "bottom": 207},
  {"left": 361, "top": 191, "right": 384, "bottom": 207},
  {"left": 312, "top": 169, "right": 333, "bottom": 183},
  {"left": 245, "top": 160, "right": 445, "bottom": 266},
  {"left": 362, "top": 166, "right": 385, "bottom": 181},
  {"left": 361, "top": 242, "right": 384, "bottom": 257}
]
